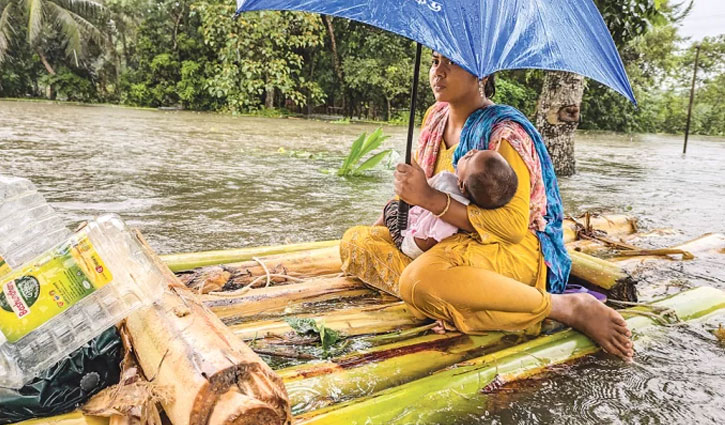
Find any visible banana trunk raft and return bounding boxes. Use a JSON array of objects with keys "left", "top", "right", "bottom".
[{"left": 11, "top": 214, "right": 725, "bottom": 425}]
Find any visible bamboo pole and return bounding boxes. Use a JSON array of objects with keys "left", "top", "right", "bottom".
[
  {"left": 229, "top": 302, "right": 425, "bottom": 340},
  {"left": 568, "top": 249, "right": 637, "bottom": 301},
  {"left": 178, "top": 246, "right": 343, "bottom": 291},
  {"left": 611, "top": 233, "right": 725, "bottom": 266},
  {"left": 295, "top": 286, "right": 725, "bottom": 424},
  {"left": 683, "top": 44, "right": 701, "bottom": 154},
  {"left": 161, "top": 240, "right": 339, "bottom": 272},
  {"left": 203, "top": 276, "right": 370, "bottom": 320},
  {"left": 164, "top": 214, "right": 635, "bottom": 275},
  {"left": 125, "top": 232, "right": 291, "bottom": 425},
  {"left": 280, "top": 332, "right": 517, "bottom": 414}
]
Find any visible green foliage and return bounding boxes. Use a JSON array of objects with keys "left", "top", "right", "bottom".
[
  {"left": 331, "top": 117, "right": 351, "bottom": 125},
  {"left": 39, "top": 66, "right": 96, "bottom": 102},
  {"left": 337, "top": 128, "right": 392, "bottom": 177},
  {"left": 116, "top": 0, "right": 215, "bottom": 108},
  {"left": 285, "top": 317, "right": 341, "bottom": 351},
  {"left": 580, "top": 28, "right": 725, "bottom": 136},
  {"left": 0, "top": 0, "right": 105, "bottom": 65},
  {"left": 493, "top": 71, "right": 541, "bottom": 118},
  {"left": 1, "top": 0, "right": 722, "bottom": 137},
  {"left": 195, "top": 3, "right": 325, "bottom": 113}
]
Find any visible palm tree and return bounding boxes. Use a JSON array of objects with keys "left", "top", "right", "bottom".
[{"left": 0, "top": 0, "right": 105, "bottom": 76}]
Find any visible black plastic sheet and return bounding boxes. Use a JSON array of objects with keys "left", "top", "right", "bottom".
[{"left": 0, "top": 327, "right": 122, "bottom": 424}]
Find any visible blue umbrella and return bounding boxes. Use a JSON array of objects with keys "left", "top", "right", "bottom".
[
  {"left": 235, "top": 0, "right": 636, "bottom": 226},
  {"left": 235, "top": 0, "right": 635, "bottom": 104}
]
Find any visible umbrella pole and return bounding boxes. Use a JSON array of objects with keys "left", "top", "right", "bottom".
[{"left": 397, "top": 42, "right": 423, "bottom": 231}]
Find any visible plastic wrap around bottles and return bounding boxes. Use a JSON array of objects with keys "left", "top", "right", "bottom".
[
  {"left": 0, "top": 214, "right": 165, "bottom": 388},
  {"left": 0, "top": 176, "right": 165, "bottom": 389},
  {"left": 0, "top": 175, "right": 72, "bottom": 272}
]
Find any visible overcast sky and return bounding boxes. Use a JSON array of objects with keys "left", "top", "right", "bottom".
[{"left": 677, "top": 0, "right": 725, "bottom": 41}]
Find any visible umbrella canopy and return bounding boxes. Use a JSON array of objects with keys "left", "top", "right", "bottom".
[{"left": 235, "top": 0, "right": 636, "bottom": 105}]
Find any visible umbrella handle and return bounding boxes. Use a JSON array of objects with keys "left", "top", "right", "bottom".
[
  {"left": 398, "top": 42, "right": 423, "bottom": 232},
  {"left": 397, "top": 200, "right": 410, "bottom": 232}
]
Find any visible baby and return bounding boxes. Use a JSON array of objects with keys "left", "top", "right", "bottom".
[{"left": 385, "top": 149, "right": 518, "bottom": 259}]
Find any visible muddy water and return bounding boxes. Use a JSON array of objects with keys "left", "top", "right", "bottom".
[{"left": 1, "top": 100, "right": 724, "bottom": 423}]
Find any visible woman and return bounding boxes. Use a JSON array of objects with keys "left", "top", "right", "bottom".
[{"left": 340, "top": 52, "right": 633, "bottom": 361}]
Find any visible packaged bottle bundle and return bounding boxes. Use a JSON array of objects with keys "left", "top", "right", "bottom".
[{"left": 0, "top": 175, "right": 165, "bottom": 389}]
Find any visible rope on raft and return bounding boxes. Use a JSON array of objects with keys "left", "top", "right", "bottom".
[{"left": 206, "top": 256, "right": 299, "bottom": 297}]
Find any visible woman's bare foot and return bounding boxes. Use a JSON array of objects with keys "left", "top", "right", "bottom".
[{"left": 549, "top": 293, "right": 634, "bottom": 362}]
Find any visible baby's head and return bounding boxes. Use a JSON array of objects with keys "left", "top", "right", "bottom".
[{"left": 456, "top": 150, "right": 518, "bottom": 209}]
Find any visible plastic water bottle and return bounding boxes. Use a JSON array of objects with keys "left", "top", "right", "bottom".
[
  {"left": 0, "top": 176, "right": 165, "bottom": 388},
  {"left": 0, "top": 175, "right": 72, "bottom": 273}
]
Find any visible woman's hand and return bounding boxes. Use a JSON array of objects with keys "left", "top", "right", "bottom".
[{"left": 394, "top": 161, "right": 434, "bottom": 207}]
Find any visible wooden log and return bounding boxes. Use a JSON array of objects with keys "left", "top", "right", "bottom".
[
  {"left": 568, "top": 249, "right": 637, "bottom": 301},
  {"left": 611, "top": 233, "right": 725, "bottom": 266},
  {"left": 169, "top": 214, "right": 635, "bottom": 288},
  {"left": 279, "top": 332, "right": 517, "bottom": 414},
  {"left": 229, "top": 303, "right": 425, "bottom": 340},
  {"left": 295, "top": 286, "right": 725, "bottom": 424},
  {"left": 178, "top": 246, "right": 343, "bottom": 291},
  {"left": 125, "top": 232, "right": 291, "bottom": 425},
  {"left": 208, "top": 390, "right": 283, "bottom": 425},
  {"left": 108, "top": 417, "right": 139, "bottom": 425},
  {"left": 162, "top": 241, "right": 339, "bottom": 272},
  {"left": 202, "top": 276, "right": 370, "bottom": 320}
]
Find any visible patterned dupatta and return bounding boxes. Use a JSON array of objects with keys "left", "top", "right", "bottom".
[
  {"left": 416, "top": 102, "right": 450, "bottom": 178},
  {"left": 452, "top": 104, "right": 571, "bottom": 294},
  {"left": 416, "top": 101, "right": 570, "bottom": 293}
]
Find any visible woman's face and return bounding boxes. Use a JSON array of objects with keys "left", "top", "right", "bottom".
[{"left": 429, "top": 52, "right": 480, "bottom": 103}]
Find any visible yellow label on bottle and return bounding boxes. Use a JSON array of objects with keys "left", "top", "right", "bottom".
[
  {"left": 0, "top": 234, "right": 112, "bottom": 343},
  {"left": 0, "top": 256, "right": 11, "bottom": 279}
]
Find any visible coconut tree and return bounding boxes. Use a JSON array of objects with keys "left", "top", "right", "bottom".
[{"left": 0, "top": 0, "right": 105, "bottom": 95}]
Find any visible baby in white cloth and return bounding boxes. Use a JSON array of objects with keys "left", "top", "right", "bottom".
[{"left": 384, "top": 149, "right": 518, "bottom": 259}]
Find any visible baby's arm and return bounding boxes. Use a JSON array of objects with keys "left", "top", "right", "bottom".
[{"left": 413, "top": 237, "right": 438, "bottom": 252}]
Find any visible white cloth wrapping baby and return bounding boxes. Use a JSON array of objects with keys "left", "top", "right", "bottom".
[{"left": 401, "top": 171, "right": 470, "bottom": 259}]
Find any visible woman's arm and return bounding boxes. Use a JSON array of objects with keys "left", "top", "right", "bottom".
[
  {"left": 413, "top": 139, "right": 531, "bottom": 243},
  {"left": 467, "top": 139, "right": 531, "bottom": 243},
  {"left": 372, "top": 211, "right": 384, "bottom": 226}
]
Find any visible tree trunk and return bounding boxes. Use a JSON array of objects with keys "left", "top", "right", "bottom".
[
  {"left": 322, "top": 15, "right": 347, "bottom": 113},
  {"left": 265, "top": 85, "right": 274, "bottom": 109},
  {"left": 534, "top": 71, "right": 585, "bottom": 176},
  {"left": 36, "top": 49, "right": 56, "bottom": 75},
  {"left": 36, "top": 49, "right": 56, "bottom": 99}
]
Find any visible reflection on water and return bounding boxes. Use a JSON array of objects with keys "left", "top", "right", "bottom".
[
  {"left": 446, "top": 316, "right": 725, "bottom": 425},
  {"left": 1, "top": 100, "right": 725, "bottom": 424}
]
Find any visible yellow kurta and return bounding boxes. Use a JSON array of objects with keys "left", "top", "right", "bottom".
[{"left": 340, "top": 133, "right": 551, "bottom": 334}]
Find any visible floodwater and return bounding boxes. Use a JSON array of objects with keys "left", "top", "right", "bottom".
[{"left": 1, "top": 100, "right": 724, "bottom": 423}]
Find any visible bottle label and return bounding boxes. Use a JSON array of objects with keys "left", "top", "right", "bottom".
[
  {"left": 0, "top": 233, "right": 112, "bottom": 343},
  {"left": 0, "top": 256, "right": 11, "bottom": 278}
]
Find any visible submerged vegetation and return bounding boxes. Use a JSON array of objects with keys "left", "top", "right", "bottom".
[
  {"left": 285, "top": 317, "right": 342, "bottom": 352},
  {"left": 0, "top": 0, "right": 722, "bottom": 135},
  {"left": 336, "top": 128, "right": 392, "bottom": 177}
]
